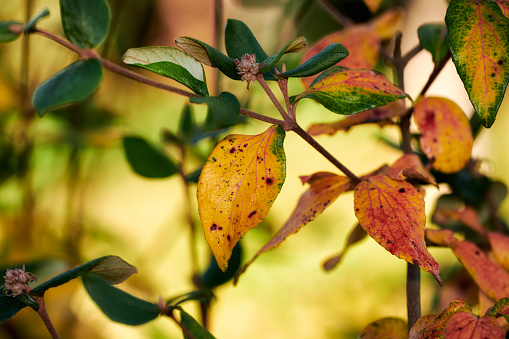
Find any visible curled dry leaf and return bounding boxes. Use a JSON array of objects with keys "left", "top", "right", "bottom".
[
  {"left": 414, "top": 97, "right": 473, "bottom": 173},
  {"left": 307, "top": 100, "right": 405, "bottom": 136},
  {"left": 452, "top": 240, "right": 509, "bottom": 301},
  {"left": 488, "top": 232, "right": 509, "bottom": 270},
  {"left": 388, "top": 153, "right": 438, "bottom": 187},
  {"left": 410, "top": 298, "right": 472, "bottom": 339},
  {"left": 354, "top": 175, "right": 441, "bottom": 284},
  {"left": 235, "top": 172, "right": 350, "bottom": 284},
  {"left": 323, "top": 223, "right": 367, "bottom": 272},
  {"left": 198, "top": 125, "right": 286, "bottom": 271}
]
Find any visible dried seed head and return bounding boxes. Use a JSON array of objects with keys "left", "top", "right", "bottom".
[
  {"left": 234, "top": 53, "right": 266, "bottom": 89},
  {"left": 3, "top": 265, "right": 37, "bottom": 297}
]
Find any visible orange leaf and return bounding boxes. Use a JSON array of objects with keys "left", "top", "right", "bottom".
[
  {"left": 363, "top": 0, "right": 382, "bottom": 13},
  {"left": 307, "top": 100, "right": 405, "bottom": 136},
  {"left": 300, "top": 9, "right": 403, "bottom": 88},
  {"left": 434, "top": 206, "right": 485, "bottom": 234},
  {"left": 388, "top": 153, "right": 438, "bottom": 187},
  {"left": 410, "top": 298, "right": 472, "bottom": 339},
  {"left": 425, "top": 228, "right": 456, "bottom": 247},
  {"left": 359, "top": 317, "right": 408, "bottom": 339},
  {"left": 300, "top": 26, "right": 380, "bottom": 89},
  {"left": 414, "top": 97, "right": 473, "bottom": 173},
  {"left": 353, "top": 175, "right": 442, "bottom": 284},
  {"left": 197, "top": 125, "right": 286, "bottom": 271},
  {"left": 452, "top": 240, "right": 509, "bottom": 300},
  {"left": 446, "top": 0, "right": 509, "bottom": 127},
  {"left": 370, "top": 8, "right": 404, "bottom": 40},
  {"left": 444, "top": 312, "right": 505, "bottom": 339},
  {"left": 234, "top": 172, "right": 350, "bottom": 284},
  {"left": 488, "top": 232, "right": 509, "bottom": 270},
  {"left": 322, "top": 223, "right": 367, "bottom": 272}
]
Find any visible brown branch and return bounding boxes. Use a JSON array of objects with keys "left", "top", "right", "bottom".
[{"left": 35, "top": 296, "right": 61, "bottom": 339}]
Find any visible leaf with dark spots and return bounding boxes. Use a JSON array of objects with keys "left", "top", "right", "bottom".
[
  {"left": 323, "top": 223, "right": 367, "bottom": 272},
  {"left": 414, "top": 97, "right": 473, "bottom": 173},
  {"left": 354, "top": 175, "right": 441, "bottom": 284},
  {"left": 198, "top": 125, "right": 286, "bottom": 271},
  {"left": 452, "top": 240, "right": 509, "bottom": 300},
  {"left": 446, "top": 0, "right": 509, "bottom": 127},
  {"left": 488, "top": 297, "right": 509, "bottom": 323},
  {"left": 235, "top": 172, "right": 350, "bottom": 284}
]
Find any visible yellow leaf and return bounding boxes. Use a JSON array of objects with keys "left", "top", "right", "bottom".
[
  {"left": 414, "top": 97, "right": 473, "bottom": 173},
  {"left": 354, "top": 175, "right": 441, "bottom": 284},
  {"left": 363, "top": 0, "right": 383, "bottom": 14},
  {"left": 197, "top": 125, "right": 286, "bottom": 271}
]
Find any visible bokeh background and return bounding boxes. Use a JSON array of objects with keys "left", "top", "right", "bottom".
[{"left": 0, "top": 0, "right": 508, "bottom": 338}]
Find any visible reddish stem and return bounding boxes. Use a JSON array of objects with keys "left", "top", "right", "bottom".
[{"left": 35, "top": 296, "right": 61, "bottom": 339}]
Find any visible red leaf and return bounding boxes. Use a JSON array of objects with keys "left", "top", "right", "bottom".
[
  {"left": 444, "top": 312, "right": 504, "bottom": 339},
  {"left": 234, "top": 172, "right": 350, "bottom": 284},
  {"left": 494, "top": 0, "right": 509, "bottom": 17},
  {"left": 353, "top": 175, "right": 441, "bottom": 284},
  {"left": 453, "top": 240, "right": 509, "bottom": 300},
  {"left": 414, "top": 97, "right": 473, "bottom": 173}
]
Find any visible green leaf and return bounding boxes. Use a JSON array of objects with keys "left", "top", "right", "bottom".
[
  {"left": 224, "top": 19, "right": 269, "bottom": 61},
  {"left": 31, "top": 256, "right": 124, "bottom": 295},
  {"left": 122, "top": 47, "right": 208, "bottom": 96},
  {"left": 200, "top": 242, "right": 242, "bottom": 289},
  {"left": 87, "top": 256, "right": 137, "bottom": 285},
  {"left": 190, "top": 92, "right": 240, "bottom": 131},
  {"left": 260, "top": 37, "right": 308, "bottom": 73},
  {"left": 17, "top": 294, "right": 38, "bottom": 309},
  {"left": 32, "top": 59, "right": 103, "bottom": 117},
  {"left": 175, "top": 37, "right": 240, "bottom": 80},
  {"left": 24, "top": 7, "right": 50, "bottom": 33},
  {"left": 0, "top": 21, "right": 23, "bottom": 42},
  {"left": 179, "top": 104, "right": 196, "bottom": 141},
  {"left": 60, "top": 0, "right": 110, "bottom": 48},
  {"left": 418, "top": 23, "right": 449, "bottom": 64},
  {"left": 294, "top": 66, "right": 408, "bottom": 115},
  {"left": 122, "top": 136, "right": 179, "bottom": 179},
  {"left": 446, "top": 0, "right": 509, "bottom": 128},
  {"left": 82, "top": 275, "right": 160, "bottom": 325},
  {"left": 280, "top": 43, "right": 349, "bottom": 78},
  {"left": 0, "top": 286, "right": 28, "bottom": 322},
  {"left": 180, "top": 309, "right": 217, "bottom": 339}
]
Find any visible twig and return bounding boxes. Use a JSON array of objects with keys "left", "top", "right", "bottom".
[
  {"left": 35, "top": 296, "right": 61, "bottom": 339},
  {"left": 316, "top": 0, "right": 353, "bottom": 27},
  {"left": 256, "top": 75, "right": 292, "bottom": 123}
]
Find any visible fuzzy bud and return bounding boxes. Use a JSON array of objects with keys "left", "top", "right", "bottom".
[
  {"left": 3, "top": 265, "right": 37, "bottom": 297},
  {"left": 234, "top": 53, "right": 266, "bottom": 89}
]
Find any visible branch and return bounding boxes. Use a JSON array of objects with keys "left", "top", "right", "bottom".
[
  {"left": 35, "top": 296, "right": 61, "bottom": 339},
  {"left": 316, "top": 0, "right": 353, "bottom": 28}
]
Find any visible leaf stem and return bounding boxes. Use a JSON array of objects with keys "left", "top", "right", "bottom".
[
  {"left": 35, "top": 296, "right": 61, "bottom": 339},
  {"left": 256, "top": 75, "right": 293, "bottom": 124},
  {"left": 167, "top": 310, "right": 195, "bottom": 339}
]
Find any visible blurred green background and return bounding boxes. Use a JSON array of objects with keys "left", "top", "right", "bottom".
[{"left": 0, "top": 0, "right": 508, "bottom": 338}]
